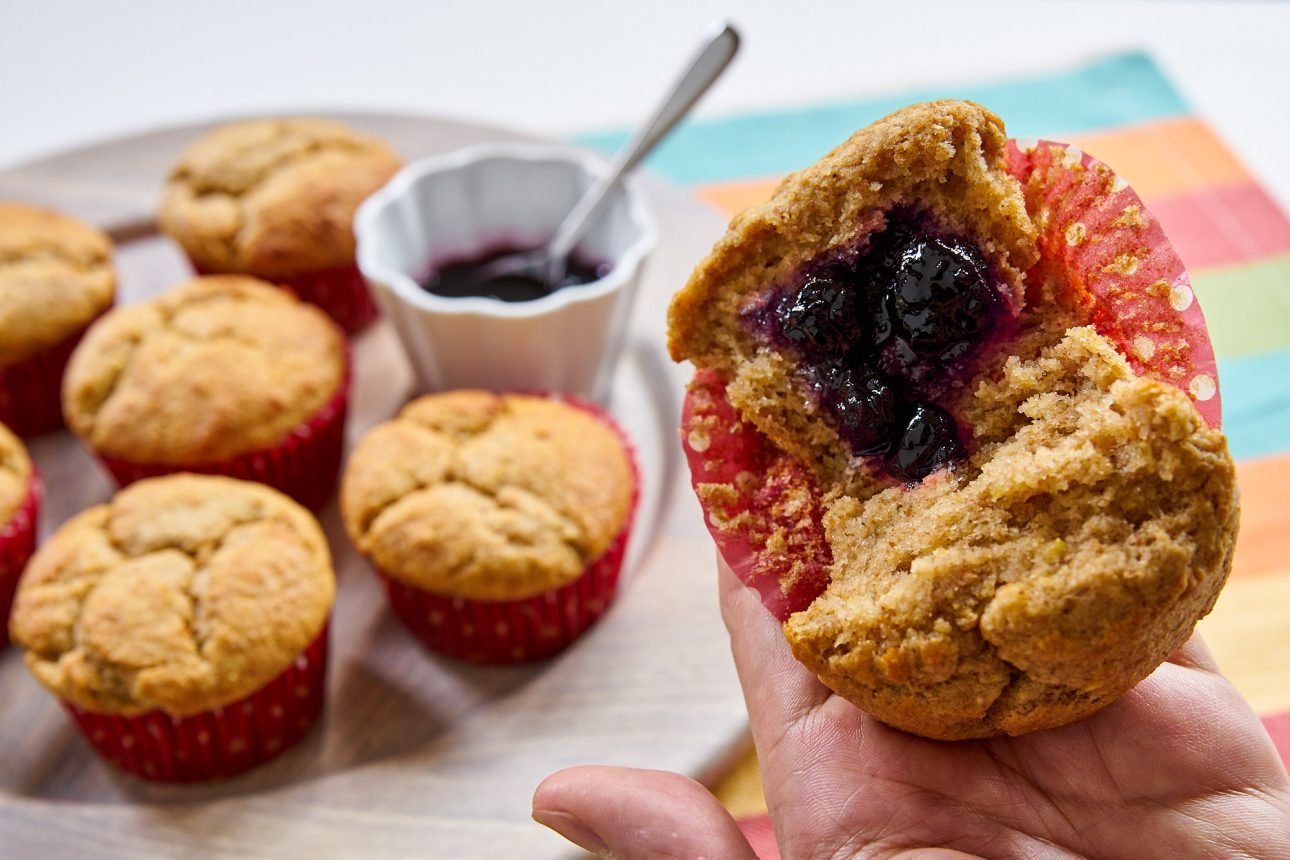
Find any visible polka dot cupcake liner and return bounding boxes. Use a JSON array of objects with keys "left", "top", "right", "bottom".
[
  {"left": 0, "top": 327, "right": 92, "bottom": 437},
  {"left": 375, "top": 394, "right": 640, "bottom": 664},
  {"left": 0, "top": 470, "right": 41, "bottom": 650},
  {"left": 193, "top": 261, "right": 378, "bottom": 334},
  {"left": 95, "top": 360, "right": 350, "bottom": 511},
  {"left": 62, "top": 623, "right": 329, "bottom": 783}
]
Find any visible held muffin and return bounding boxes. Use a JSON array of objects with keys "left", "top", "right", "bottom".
[
  {"left": 670, "top": 101, "right": 1239, "bottom": 739},
  {"left": 62, "top": 275, "right": 348, "bottom": 510},
  {"left": 0, "top": 202, "right": 116, "bottom": 435},
  {"left": 0, "top": 421, "right": 40, "bottom": 648},
  {"left": 341, "top": 391, "right": 638, "bottom": 663},
  {"left": 9, "top": 474, "right": 334, "bottom": 781},
  {"left": 159, "top": 118, "right": 403, "bottom": 333}
]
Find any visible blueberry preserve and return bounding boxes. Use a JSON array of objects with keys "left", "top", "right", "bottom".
[
  {"left": 420, "top": 247, "right": 611, "bottom": 303},
  {"left": 764, "top": 215, "right": 1005, "bottom": 481}
]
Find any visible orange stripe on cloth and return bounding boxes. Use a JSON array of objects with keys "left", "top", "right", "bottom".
[
  {"left": 694, "top": 118, "right": 1257, "bottom": 233},
  {"left": 1229, "top": 452, "right": 1290, "bottom": 581},
  {"left": 1064, "top": 117, "right": 1253, "bottom": 202},
  {"left": 1199, "top": 570, "right": 1290, "bottom": 715}
]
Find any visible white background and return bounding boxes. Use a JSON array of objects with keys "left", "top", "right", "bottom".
[{"left": 2, "top": 0, "right": 1289, "bottom": 207}]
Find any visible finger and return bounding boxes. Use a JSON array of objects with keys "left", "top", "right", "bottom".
[
  {"left": 717, "top": 553, "right": 835, "bottom": 736},
  {"left": 1165, "top": 630, "right": 1222, "bottom": 674},
  {"left": 533, "top": 765, "right": 757, "bottom": 860}
]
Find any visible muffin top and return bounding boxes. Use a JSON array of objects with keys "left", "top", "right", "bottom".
[
  {"left": 342, "top": 391, "right": 636, "bottom": 600},
  {"left": 0, "top": 202, "right": 116, "bottom": 367},
  {"left": 0, "top": 421, "right": 33, "bottom": 524},
  {"left": 63, "top": 275, "right": 346, "bottom": 465},
  {"left": 10, "top": 474, "right": 334, "bottom": 716},
  {"left": 158, "top": 118, "right": 402, "bottom": 276}
]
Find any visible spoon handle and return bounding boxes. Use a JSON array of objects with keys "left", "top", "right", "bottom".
[{"left": 545, "top": 21, "right": 741, "bottom": 274}]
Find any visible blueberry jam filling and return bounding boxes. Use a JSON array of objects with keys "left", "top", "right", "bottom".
[{"left": 763, "top": 216, "right": 1005, "bottom": 481}]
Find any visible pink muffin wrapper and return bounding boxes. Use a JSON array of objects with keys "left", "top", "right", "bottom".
[
  {"left": 0, "top": 327, "right": 92, "bottom": 437},
  {"left": 375, "top": 394, "right": 641, "bottom": 664},
  {"left": 193, "top": 261, "right": 378, "bottom": 334},
  {"left": 682, "top": 138, "right": 1224, "bottom": 621},
  {"left": 63, "top": 623, "right": 329, "bottom": 783},
  {"left": 95, "top": 358, "right": 351, "bottom": 511},
  {"left": 0, "top": 469, "right": 42, "bottom": 650}
]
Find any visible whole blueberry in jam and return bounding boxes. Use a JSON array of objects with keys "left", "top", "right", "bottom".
[
  {"left": 888, "top": 236, "right": 995, "bottom": 354},
  {"left": 889, "top": 403, "right": 964, "bottom": 481},
  {"left": 809, "top": 362, "right": 897, "bottom": 455},
  {"left": 775, "top": 273, "right": 864, "bottom": 357}
]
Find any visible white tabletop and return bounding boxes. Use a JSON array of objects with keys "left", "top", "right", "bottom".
[{"left": 3, "top": 0, "right": 1288, "bottom": 208}]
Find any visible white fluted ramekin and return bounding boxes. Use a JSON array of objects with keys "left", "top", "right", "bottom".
[{"left": 355, "top": 143, "right": 657, "bottom": 401}]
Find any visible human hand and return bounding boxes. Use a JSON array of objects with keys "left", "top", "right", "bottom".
[{"left": 533, "top": 556, "right": 1290, "bottom": 858}]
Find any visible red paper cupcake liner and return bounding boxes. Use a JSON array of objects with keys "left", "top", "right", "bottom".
[
  {"left": 62, "top": 624, "right": 329, "bottom": 783},
  {"left": 95, "top": 360, "right": 350, "bottom": 511},
  {"left": 0, "top": 470, "right": 41, "bottom": 650},
  {"left": 376, "top": 394, "right": 641, "bottom": 664},
  {"left": 681, "top": 137, "right": 1225, "bottom": 623},
  {"left": 193, "top": 261, "right": 378, "bottom": 334},
  {"left": 0, "top": 328, "right": 91, "bottom": 437}
]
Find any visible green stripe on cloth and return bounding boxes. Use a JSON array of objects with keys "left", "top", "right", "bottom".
[
  {"left": 1219, "top": 350, "right": 1290, "bottom": 461},
  {"left": 1193, "top": 255, "right": 1290, "bottom": 359},
  {"left": 575, "top": 51, "right": 1189, "bottom": 185}
]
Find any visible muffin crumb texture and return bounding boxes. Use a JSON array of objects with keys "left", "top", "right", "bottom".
[
  {"left": 10, "top": 475, "right": 334, "bottom": 716},
  {"left": 159, "top": 118, "right": 402, "bottom": 276},
  {"left": 668, "top": 100, "right": 1240, "bottom": 738},
  {"left": 342, "top": 391, "right": 635, "bottom": 601},
  {"left": 62, "top": 275, "right": 345, "bottom": 464},
  {"left": 0, "top": 202, "right": 115, "bottom": 366},
  {"left": 787, "top": 329, "right": 1237, "bottom": 738}
]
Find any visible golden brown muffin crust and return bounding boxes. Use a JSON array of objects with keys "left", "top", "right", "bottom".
[
  {"left": 9, "top": 474, "right": 334, "bottom": 716},
  {"left": 0, "top": 421, "right": 32, "bottom": 524},
  {"left": 158, "top": 118, "right": 403, "bottom": 276},
  {"left": 667, "top": 101, "right": 1240, "bottom": 739},
  {"left": 341, "top": 391, "right": 635, "bottom": 601},
  {"left": 62, "top": 275, "right": 346, "bottom": 465},
  {"left": 0, "top": 202, "right": 116, "bottom": 366}
]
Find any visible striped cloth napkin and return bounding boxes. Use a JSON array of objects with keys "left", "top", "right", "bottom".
[{"left": 580, "top": 50, "right": 1290, "bottom": 858}]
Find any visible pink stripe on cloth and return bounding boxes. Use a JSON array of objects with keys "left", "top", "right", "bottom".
[
  {"left": 735, "top": 711, "right": 1290, "bottom": 860},
  {"left": 1151, "top": 182, "right": 1290, "bottom": 272}
]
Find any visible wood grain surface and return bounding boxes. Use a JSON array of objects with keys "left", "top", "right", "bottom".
[{"left": 0, "top": 114, "right": 746, "bottom": 859}]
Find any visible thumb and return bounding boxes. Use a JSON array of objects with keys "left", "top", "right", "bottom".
[{"left": 533, "top": 765, "right": 760, "bottom": 859}]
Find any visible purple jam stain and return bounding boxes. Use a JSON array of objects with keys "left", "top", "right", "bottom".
[
  {"left": 757, "top": 212, "right": 1008, "bottom": 482},
  {"left": 419, "top": 247, "right": 612, "bottom": 303}
]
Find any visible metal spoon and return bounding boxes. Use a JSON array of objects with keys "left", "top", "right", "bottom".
[{"left": 476, "top": 21, "right": 740, "bottom": 289}]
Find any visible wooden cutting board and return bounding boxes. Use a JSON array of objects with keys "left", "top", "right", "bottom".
[{"left": 0, "top": 114, "right": 748, "bottom": 859}]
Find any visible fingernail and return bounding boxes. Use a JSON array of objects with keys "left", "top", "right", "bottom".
[{"left": 532, "top": 809, "right": 610, "bottom": 856}]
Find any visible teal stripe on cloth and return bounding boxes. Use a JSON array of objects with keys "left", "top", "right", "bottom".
[
  {"left": 575, "top": 51, "right": 1189, "bottom": 186},
  {"left": 1218, "top": 350, "right": 1290, "bottom": 461}
]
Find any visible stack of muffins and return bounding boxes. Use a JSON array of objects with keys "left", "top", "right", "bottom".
[{"left": 2, "top": 118, "right": 639, "bottom": 782}]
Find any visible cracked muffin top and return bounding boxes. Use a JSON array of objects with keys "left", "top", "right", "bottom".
[
  {"left": 0, "top": 202, "right": 115, "bottom": 367},
  {"left": 9, "top": 474, "right": 334, "bottom": 715},
  {"left": 0, "top": 421, "right": 32, "bottom": 524},
  {"left": 341, "top": 391, "right": 636, "bottom": 601},
  {"left": 158, "top": 118, "right": 402, "bottom": 276},
  {"left": 62, "top": 275, "right": 346, "bottom": 465}
]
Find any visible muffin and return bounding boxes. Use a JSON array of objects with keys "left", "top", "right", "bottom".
[
  {"left": 62, "top": 275, "right": 348, "bottom": 510},
  {"left": 669, "top": 101, "right": 1239, "bottom": 739},
  {"left": 158, "top": 118, "right": 403, "bottom": 333},
  {"left": 9, "top": 474, "right": 334, "bottom": 781},
  {"left": 0, "top": 421, "right": 40, "bottom": 648},
  {"left": 342, "top": 391, "right": 638, "bottom": 663},
  {"left": 0, "top": 202, "right": 116, "bottom": 435}
]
